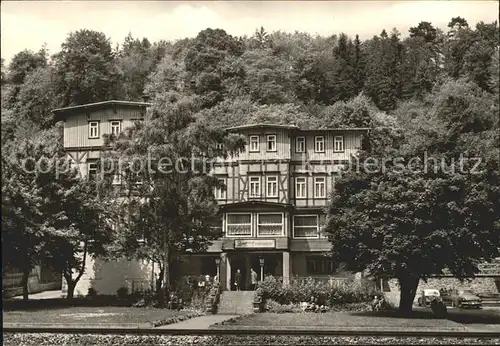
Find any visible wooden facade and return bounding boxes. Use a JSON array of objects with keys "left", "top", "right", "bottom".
[{"left": 56, "top": 103, "right": 368, "bottom": 290}]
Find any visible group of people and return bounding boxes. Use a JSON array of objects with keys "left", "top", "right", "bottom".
[{"left": 233, "top": 268, "right": 259, "bottom": 291}]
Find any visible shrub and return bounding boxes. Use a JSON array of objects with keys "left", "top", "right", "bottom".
[
  {"left": 116, "top": 286, "right": 129, "bottom": 300},
  {"left": 87, "top": 287, "right": 97, "bottom": 298},
  {"left": 257, "top": 276, "right": 380, "bottom": 307}
]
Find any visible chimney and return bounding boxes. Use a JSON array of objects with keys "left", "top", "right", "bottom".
[{"left": 141, "top": 94, "right": 150, "bottom": 103}]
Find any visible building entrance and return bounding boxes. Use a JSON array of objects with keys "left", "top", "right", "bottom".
[{"left": 228, "top": 252, "right": 282, "bottom": 290}]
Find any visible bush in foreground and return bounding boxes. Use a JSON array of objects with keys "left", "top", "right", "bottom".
[{"left": 257, "top": 276, "right": 381, "bottom": 307}]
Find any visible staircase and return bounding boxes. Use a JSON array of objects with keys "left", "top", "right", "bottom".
[{"left": 217, "top": 291, "right": 254, "bottom": 315}]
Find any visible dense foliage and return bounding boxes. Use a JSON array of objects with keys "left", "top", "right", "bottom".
[{"left": 257, "top": 276, "right": 379, "bottom": 306}]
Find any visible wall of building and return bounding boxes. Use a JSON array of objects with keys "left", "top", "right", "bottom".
[
  {"left": 71, "top": 255, "right": 156, "bottom": 296},
  {"left": 63, "top": 105, "right": 145, "bottom": 148},
  {"left": 291, "top": 130, "right": 364, "bottom": 162}
]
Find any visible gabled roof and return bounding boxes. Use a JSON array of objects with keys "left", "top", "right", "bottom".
[
  {"left": 225, "top": 123, "right": 370, "bottom": 132},
  {"left": 226, "top": 123, "right": 300, "bottom": 131},
  {"left": 52, "top": 100, "right": 151, "bottom": 115}
]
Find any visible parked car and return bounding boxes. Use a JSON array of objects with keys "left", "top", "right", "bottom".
[
  {"left": 417, "top": 289, "right": 442, "bottom": 307},
  {"left": 439, "top": 288, "right": 453, "bottom": 306},
  {"left": 451, "top": 289, "right": 482, "bottom": 308}
]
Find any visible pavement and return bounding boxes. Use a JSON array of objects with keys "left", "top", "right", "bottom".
[
  {"left": 156, "top": 314, "right": 240, "bottom": 329},
  {"left": 10, "top": 290, "right": 62, "bottom": 300}
]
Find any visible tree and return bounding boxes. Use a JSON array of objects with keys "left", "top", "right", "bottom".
[
  {"left": 102, "top": 92, "right": 244, "bottom": 306},
  {"left": 184, "top": 29, "right": 244, "bottom": 108},
  {"left": 15, "top": 66, "right": 58, "bottom": 128},
  {"left": 330, "top": 34, "right": 357, "bottom": 102},
  {"left": 364, "top": 30, "right": 403, "bottom": 111},
  {"left": 53, "top": 29, "right": 119, "bottom": 106},
  {"left": 324, "top": 79, "right": 500, "bottom": 314},
  {"left": 251, "top": 26, "right": 272, "bottom": 49},
  {"left": 40, "top": 167, "right": 113, "bottom": 300},
  {"left": 409, "top": 21, "right": 438, "bottom": 43},
  {"left": 5, "top": 47, "right": 48, "bottom": 108},
  {"left": 242, "top": 48, "right": 297, "bottom": 104},
  {"left": 2, "top": 142, "right": 45, "bottom": 302},
  {"left": 115, "top": 33, "right": 156, "bottom": 101},
  {"left": 7, "top": 48, "right": 48, "bottom": 86}
]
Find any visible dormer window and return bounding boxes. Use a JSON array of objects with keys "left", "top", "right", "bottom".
[
  {"left": 110, "top": 120, "right": 121, "bottom": 136},
  {"left": 89, "top": 121, "right": 99, "bottom": 139},
  {"left": 295, "top": 136, "right": 305, "bottom": 153},
  {"left": 315, "top": 136, "right": 325, "bottom": 153},
  {"left": 249, "top": 135, "right": 260, "bottom": 152},
  {"left": 267, "top": 135, "right": 277, "bottom": 152},
  {"left": 334, "top": 136, "right": 344, "bottom": 152}
]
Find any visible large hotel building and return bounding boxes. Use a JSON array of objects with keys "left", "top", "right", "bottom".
[{"left": 53, "top": 100, "right": 368, "bottom": 295}]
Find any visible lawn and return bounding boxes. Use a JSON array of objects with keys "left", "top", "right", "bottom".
[
  {"left": 213, "top": 310, "right": 465, "bottom": 330},
  {"left": 213, "top": 307, "right": 500, "bottom": 332},
  {"left": 3, "top": 306, "right": 196, "bottom": 327}
]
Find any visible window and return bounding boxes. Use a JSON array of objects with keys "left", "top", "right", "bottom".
[
  {"left": 295, "top": 177, "right": 306, "bottom": 199},
  {"left": 216, "top": 142, "right": 223, "bottom": 150},
  {"left": 295, "top": 136, "right": 305, "bottom": 153},
  {"left": 88, "top": 121, "right": 99, "bottom": 138},
  {"left": 293, "top": 215, "right": 319, "bottom": 238},
  {"left": 334, "top": 136, "right": 344, "bottom": 152},
  {"left": 226, "top": 213, "right": 252, "bottom": 236},
  {"left": 249, "top": 176, "right": 260, "bottom": 197},
  {"left": 131, "top": 172, "right": 143, "bottom": 185},
  {"left": 112, "top": 170, "right": 122, "bottom": 185},
  {"left": 87, "top": 160, "right": 98, "bottom": 181},
  {"left": 306, "top": 256, "right": 336, "bottom": 275},
  {"left": 315, "top": 136, "right": 325, "bottom": 152},
  {"left": 215, "top": 179, "right": 226, "bottom": 200},
  {"left": 314, "top": 177, "right": 326, "bottom": 198},
  {"left": 249, "top": 135, "right": 260, "bottom": 152},
  {"left": 267, "top": 135, "right": 277, "bottom": 152},
  {"left": 110, "top": 120, "right": 121, "bottom": 135},
  {"left": 258, "top": 213, "right": 283, "bottom": 236},
  {"left": 266, "top": 176, "right": 278, "bottom": 197}
]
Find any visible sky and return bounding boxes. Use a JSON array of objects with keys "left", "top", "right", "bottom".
[{"left": 1, "top": 1, "right": 499, "bottom": 63}]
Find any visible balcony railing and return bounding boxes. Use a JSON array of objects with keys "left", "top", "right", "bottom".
[
  {"left": 257, "top": 224, "right": 283, "bottom": 236},
  {"left": 227, "top": 225, "right": 252, "bottom": 236}
]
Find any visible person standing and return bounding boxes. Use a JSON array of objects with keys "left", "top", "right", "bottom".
[
  {"left": 235, "top": 269, "right": 242, "bottom": 291},
  {"left": 251, "top": 268, "right": 258, "bottom": 290}
]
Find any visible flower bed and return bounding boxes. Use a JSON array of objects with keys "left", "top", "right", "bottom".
[
  {"left": 264, "top": 299, "right": 373, "bottom": 313},
  {"left": 256, "top": 276, "right": 380, "bottom": 310}
]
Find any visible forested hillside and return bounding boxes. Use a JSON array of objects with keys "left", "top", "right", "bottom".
[
  {"left": 1, "top": 17, "right": 499, "bottom": 306},
  {"left": 1, "top": 17, "right": 498, "bottom": 138}
]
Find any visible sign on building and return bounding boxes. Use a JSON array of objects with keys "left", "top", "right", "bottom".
[{"left": 234, "top": 239, "right": 276, "bottom": 249}]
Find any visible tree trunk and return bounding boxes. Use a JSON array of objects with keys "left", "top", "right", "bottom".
[
  {"left": 21, "top": 267, "right": 31, "bottom": 303},
  {"left": 160, "top": 238, "right": 170, "bottom": 308},
  {"left": 65, "top": 241, "right": 88, "bottom": 301},
  {"left": 398, "top": 274, "right": 420, "bottom": 315},
  {"left": 66, "top": 280, "right": 75, "bottom": 300}
]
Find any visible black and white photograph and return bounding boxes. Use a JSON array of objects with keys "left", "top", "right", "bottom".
[{"left": 1, "top": 1, "right": 499, "bottom": 345}]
